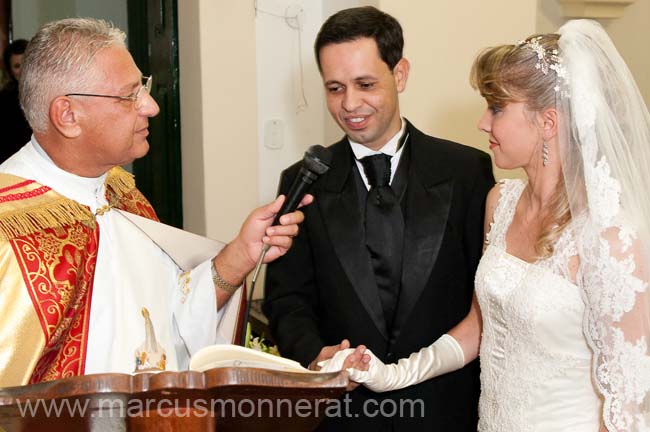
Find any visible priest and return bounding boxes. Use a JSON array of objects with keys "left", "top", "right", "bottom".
[{"left": 0, "top": 18, "right": 309, "bottom": 386}]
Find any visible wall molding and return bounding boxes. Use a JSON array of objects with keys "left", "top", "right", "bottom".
[{"left": 559, "top": 0, "right": 636, "bottom": 18}]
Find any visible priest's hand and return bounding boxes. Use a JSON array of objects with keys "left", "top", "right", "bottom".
[
  {"left": 251, "top": 194, "right": 314, "bottom": 264},
  {"left": 212, "top": 194, "right": 313, "bottom": 303}
]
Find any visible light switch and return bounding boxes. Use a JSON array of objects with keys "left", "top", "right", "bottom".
[{"left": 264, "top": 119, "right": 284, "bottom": 149}]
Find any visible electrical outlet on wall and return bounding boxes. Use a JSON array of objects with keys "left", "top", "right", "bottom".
[{"left": 264, "top": 119, "right": 284, "bottom": 149}]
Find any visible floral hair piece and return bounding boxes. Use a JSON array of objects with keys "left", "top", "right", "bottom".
[{"left": 517, "top": 36, "right": 569, "bottom": 95}]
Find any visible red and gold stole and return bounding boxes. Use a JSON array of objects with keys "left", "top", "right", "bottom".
[
  {"left": 0, "top": 167, "right": 158, "bottom": 384},
  {"left": 105, "top": 167, "right": 158, "bottom": 222}
]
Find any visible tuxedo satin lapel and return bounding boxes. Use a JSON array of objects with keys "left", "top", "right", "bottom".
[
  {"left": 317, "top": 142, "right": 388, "bottom": 339},
  {"left": 390, "top": 135, "right": 453, "bottom": 342}
]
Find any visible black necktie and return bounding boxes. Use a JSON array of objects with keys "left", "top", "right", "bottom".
[{"left": 359, "top": 153, "right": 404, "bottom": 330}]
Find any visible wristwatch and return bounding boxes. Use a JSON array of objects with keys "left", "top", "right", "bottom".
[{"left": 211, "top": 262, "right": 241, "bottom": 295}]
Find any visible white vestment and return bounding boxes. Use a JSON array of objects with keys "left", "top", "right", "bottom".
[{"left": 0, "top": 138, "right": 224, "bottom": 374}]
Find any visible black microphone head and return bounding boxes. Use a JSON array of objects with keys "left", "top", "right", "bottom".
[{"left": 303, "top": 145, "right": 332, "bottom": 175}]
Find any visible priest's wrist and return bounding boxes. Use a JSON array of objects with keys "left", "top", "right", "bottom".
[
  {"left": 226, "top": 235, "right": 258, "bottom": 274},
  {"left": 211, "top": 249, "right": 245, "bottom": 295}
]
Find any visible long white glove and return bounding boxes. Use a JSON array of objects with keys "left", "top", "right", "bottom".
[{"left": 318, "top": 334, "right": 465, "bottom": 393}]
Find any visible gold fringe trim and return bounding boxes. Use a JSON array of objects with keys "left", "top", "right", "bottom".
[
  {"left": 0, "top": 168, "right": 138, "bottom": 241},
  {"left": 105, "top": 167, "right": 136, "bottom": 198},
  {"left": 0, "top": 196, "right": 93, "bottom": 241}
]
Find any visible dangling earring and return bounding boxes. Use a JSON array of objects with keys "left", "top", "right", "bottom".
[{"left": 542, "top": 140, "right": 549, "bottom": 167}]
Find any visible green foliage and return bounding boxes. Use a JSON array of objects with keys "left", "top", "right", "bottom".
[{"left": 244, "top": 323, "right": 279, "bottom": 356}]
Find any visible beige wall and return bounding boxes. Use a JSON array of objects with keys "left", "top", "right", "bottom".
[
  {"left": 179, "top": 0, "right": 259, "bottom": 241},
  {"left": 178, "top": 0, "right": 206, "bottom": 235},
  {"left": 608, "top": 0, "right": 650, "bottom": 105},
  {"left": 379, "top": 0, "right": 538, "bottom": 180},
  {"left": 537, "top": 0, "right": 650, "bottom": 104}
]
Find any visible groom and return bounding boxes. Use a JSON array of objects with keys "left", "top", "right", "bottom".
[{"left": 264, "top": 6, "right": 494, "bottom": 431}]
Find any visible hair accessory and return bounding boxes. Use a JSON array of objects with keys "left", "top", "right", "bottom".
[{"left": 517, "top": 36, "right": 568, "bottom": 95}]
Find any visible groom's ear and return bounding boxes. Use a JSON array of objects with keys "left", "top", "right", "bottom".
[{"left": 392, "top": 58, "right": 410, "bottom": 93}]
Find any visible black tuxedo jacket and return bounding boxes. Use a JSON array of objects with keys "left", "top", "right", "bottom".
[{"left": 264, "top": 121, "right": 494, "bottom": 431}]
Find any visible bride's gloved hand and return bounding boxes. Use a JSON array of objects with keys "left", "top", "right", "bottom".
[{"left": 318, "top": 334, "right": 465, "bottom": 392}]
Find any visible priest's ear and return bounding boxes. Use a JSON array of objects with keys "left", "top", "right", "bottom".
[{"left": 48, "top": 96, "right": 83, "bottom": 138}]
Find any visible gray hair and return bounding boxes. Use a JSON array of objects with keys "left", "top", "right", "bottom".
[{"left": 20, "top": 18, "right": 126, "bottom": 133}]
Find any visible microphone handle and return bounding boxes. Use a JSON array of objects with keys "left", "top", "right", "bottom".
[
  {"left": 237, "top": 240, "right": 266, "bottom": 346},
  {"left": 271, "top": 167, "right": 317, "bottom": 225}
]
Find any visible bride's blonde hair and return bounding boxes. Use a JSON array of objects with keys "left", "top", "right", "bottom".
[{"left": 470, "top": 33, "right": 571, "bottom": 258}]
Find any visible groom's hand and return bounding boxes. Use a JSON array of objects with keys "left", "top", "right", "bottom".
[
  {"left": 308, "top": 339, "right": 351, "bottom": 371},
  {"left": 309, "top": 339, "right": 367, "bottom": 391}
]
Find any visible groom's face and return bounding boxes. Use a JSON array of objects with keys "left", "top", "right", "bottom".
[{"left": 319, "top": 37, "right": 408, "bottom": 151}]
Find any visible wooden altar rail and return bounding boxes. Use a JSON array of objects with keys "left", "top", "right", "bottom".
[{"left": 0, "top": 368, "right": 348, "bottom": 431}]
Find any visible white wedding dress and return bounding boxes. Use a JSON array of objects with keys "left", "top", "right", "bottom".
[{"left": 476, "top": 179, "right": 601, "bottom": 431}]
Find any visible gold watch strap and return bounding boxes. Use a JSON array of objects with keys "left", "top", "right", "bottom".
[{"left": 211, "top": 262, "right": 241, "bottom": 295}]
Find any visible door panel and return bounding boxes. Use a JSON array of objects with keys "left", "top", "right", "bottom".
[{"left": 128, "top": 0, "right": 183, "bottom": 227}]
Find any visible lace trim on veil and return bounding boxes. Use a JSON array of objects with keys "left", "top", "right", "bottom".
[
  {"left": 558, "top": 20, "right": 650, "bottom": 431},
  {"left": 576, "top": 149, "right": 650, "bottom": 431}
]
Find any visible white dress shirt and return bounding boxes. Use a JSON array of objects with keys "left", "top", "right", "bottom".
[{"left": 349, "top": 118, "right": 407, "bottom": 190}]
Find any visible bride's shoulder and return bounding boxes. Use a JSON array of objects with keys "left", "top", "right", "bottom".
[
  {"left": 486, "top": 179, "right": 525, "bottom": 210},
  {"left": 498, "top": 177, "right": 526, "bottom": 190},
  {"left": 484, "top": 179, "right": 525, "bottom": 229},
  {"left": 485, "top": 183, "right": 502, "bottom": 220}
]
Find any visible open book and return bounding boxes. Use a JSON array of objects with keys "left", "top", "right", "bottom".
[{"left": 189, "top": 344, "right": 315, "bottom": 373}]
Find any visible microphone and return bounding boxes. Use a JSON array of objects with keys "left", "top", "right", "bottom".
[
  {"left": 270, "top": 145, "right": 332, "bottom": 226},
  {"left": 240, "top": 145, "right": 332, "bottom": 346}
]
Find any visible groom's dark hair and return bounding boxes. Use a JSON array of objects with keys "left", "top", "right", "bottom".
[{"left": 315, "top": 6, "right": 404, "bottom": 72}]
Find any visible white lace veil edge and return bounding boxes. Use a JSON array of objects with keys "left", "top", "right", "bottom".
[{"left": 557, "top": 19, "right": 650, "bottom": 431}]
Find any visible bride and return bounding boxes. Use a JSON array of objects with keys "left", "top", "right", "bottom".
[{"left": 321, "top": 20, "right": 650, "bottom": 432}]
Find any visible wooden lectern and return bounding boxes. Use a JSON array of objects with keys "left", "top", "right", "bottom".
[{"left": 0, "top": 368, "right": 348, "bottom": 431}]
